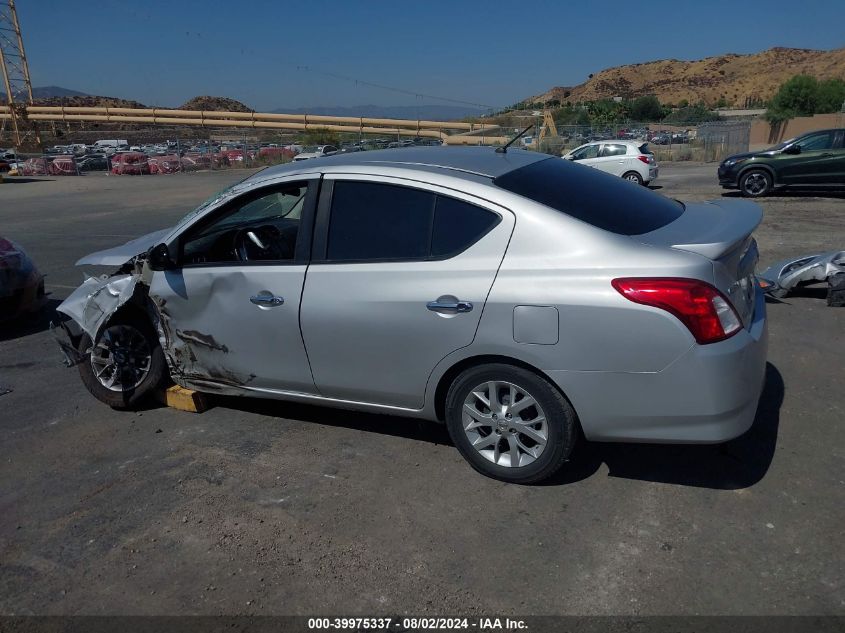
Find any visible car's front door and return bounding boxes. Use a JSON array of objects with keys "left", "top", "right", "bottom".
[
  {"left": 148, "top": 178, "right": 319, "bottom": 393},
  {"left": 778, "top": 130, "right": 841, "bottom": 184},
  {"left": 300, "top": 176, "right": 514, "bottom": 409},
  {"left": 568, "top": 143, "right": 600, "bottom": 168}
]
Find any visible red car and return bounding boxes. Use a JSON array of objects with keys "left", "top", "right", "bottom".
[{"left": 0, "top": 236, "right": 46, "bottom": 322}]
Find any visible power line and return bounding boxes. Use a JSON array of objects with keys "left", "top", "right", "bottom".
[{"left": 295, "top": 65, "right": 499, "bottom": 112}]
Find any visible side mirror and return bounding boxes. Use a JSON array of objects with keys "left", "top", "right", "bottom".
[
  {"left": 784, "top": 144, "right": 801, "bottom": 155},
  {"left": 147, "top": 243, "right": 175, "bottom": 271}
]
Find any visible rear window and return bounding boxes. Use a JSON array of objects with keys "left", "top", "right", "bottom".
[
  {"left": 638, "top": 143, "right": 652, "bottom": 155},
  {"left": 493, "top": 157, "right": 683, "bottom": 235}
]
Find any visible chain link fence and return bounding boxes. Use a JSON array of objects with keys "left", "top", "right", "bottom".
[{"left": 3, "top": 118, "right": 752, "bottom": 178}]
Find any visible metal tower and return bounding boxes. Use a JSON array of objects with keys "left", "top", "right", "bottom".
[{"left": 0, "top": 0, "right": 39, "bottom": 147}]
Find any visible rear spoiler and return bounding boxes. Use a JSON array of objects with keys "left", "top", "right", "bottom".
[{"left": 635, "top": 198, "right": 762, "bottom": 260}]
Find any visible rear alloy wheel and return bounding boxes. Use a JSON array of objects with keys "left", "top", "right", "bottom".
[
  {"left": 445, "top": 364, "right": 577, "bottom": 483},
  {"left": 622, "top": 171, "right": 643, "bottom": 185},
  {"left": 78, "top": 315, "right": 166, "bottom": 409},
  {"left": 740, "top": 169, "right": 772, "bottom": 197}
]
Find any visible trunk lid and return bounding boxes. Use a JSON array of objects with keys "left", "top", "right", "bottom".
[{"left": 634, "top": 198, "right": 762, "bottom": 327}]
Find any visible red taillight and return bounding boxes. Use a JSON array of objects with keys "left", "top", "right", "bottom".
[
  {"left": 612, "top": 278, "right": 742, "bottom": 344},
  {"left": 636, "top": 155, "right": 650, "bottom": 164}
]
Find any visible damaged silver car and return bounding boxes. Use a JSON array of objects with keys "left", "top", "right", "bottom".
[
  {"left": 758, "top": 250, "right": 845, "bottom": 305},
  {"left": 56, "top": 148, "right": 768, "bottom": 483}
]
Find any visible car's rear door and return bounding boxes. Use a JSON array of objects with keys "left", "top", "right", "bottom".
[
  {"left": 300, "top": 175, "right": 514, "bottom": 409},
  {"left": 148, "top": 178, "right": 319, "bottom": 393}
]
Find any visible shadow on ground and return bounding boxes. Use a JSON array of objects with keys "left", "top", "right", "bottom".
[
  {"left": 213, "top": 362, "right": 784, "bottom": 490},
  {"left": 0, "top": 299, "right": 62, "bottom": 342},
  {"left": 0, "top": 177, "right": 55, "bottom": 183},
  {"left": 217, "top": 395, "right": 452, "bottom": 446}
]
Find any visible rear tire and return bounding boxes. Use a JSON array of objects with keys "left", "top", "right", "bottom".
[
  {"left": 622, "top": 171, "right": 643, "bottom": 185},
  {"left": 739, "top": 169, "right": 772, "bottom": 197},
  {"left": 445, "top": 363, "right": 577, "bottom": 483},
  {"left": 77, "top": 313, "right": 166, "bottom": 409}
]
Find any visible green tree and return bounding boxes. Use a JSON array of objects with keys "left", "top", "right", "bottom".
[
  {"left": 765, "top": 75, "right": 819, "bottom": 122},
  {"left": 663, "top": 104, "right": 720, "bottom": 124},
  {"left": 301, "top": 129, "right": 340, "bottom": 145},
  {"left": 630, "top": 95, "right": 663, "bottom": 121},
  {"left": 817, "top": 78, "right": 845, "bottom": 113}
]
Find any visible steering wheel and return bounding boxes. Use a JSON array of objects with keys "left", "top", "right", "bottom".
[{"left": 234, "top": 225, "right": 287, "bottom": 261}]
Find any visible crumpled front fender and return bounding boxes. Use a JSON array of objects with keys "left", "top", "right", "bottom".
[{"left": 56, "top": 273, "right": 139, "bottom": 341}]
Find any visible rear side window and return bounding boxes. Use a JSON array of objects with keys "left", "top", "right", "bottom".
[
  {"left": 326, "top": 181, "right": 499, "bottom": 262},
  {"left": 600, "top": 144, "right": 628, "bottom": 157},
  {"left": 432, "top": 196, "right": 499, "bottom": 258},
  {"left": 493, "top": 157, "right": 683, "bottom": 236}
]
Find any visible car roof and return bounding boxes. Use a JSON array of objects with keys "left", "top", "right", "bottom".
[
  {"left": 252, "top": 146, "right": 550, "bottom": 181},
  {"left": 581, "top": 140, "right": 645, "bottom": 147}
]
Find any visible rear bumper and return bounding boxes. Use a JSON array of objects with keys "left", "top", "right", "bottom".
[
  {"left": 648, "top": 167, "right": 658, "bottom": 183},
  {"left": 547, "top": 286, "right": 768, "bottom": 443}
]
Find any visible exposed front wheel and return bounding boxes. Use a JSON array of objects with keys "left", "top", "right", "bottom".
[
  {"left": 445, "top": 364, "right": 577, "bottom": 483},
  {"left": 739, "top": 169, "right": 772, "bottom": 197},
  {"left": 77, "top": 314, "right": 167, "bottom": 409},
  {"left": 622, "top": 171, "right": 643, "bottom": 185}
]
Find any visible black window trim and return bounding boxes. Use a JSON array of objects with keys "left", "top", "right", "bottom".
[
  {"left": 311, "top": 178, "right": 502, "bottom": 265},
  {"left": 176, "top": 177, "right": 320, "bottom": 269}
]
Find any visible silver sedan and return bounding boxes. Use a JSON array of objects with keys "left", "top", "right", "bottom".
[{"left": 56, "top": 147, "right": 768, "bottom": 483}]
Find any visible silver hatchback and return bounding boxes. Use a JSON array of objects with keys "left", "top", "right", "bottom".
[{"left": 56, "top": 148, "right": 768, "bottom": 483}]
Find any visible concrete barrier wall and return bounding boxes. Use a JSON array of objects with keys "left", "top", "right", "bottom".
[{"left": 750, "top": 112, "right": 845, "bottom": 150}]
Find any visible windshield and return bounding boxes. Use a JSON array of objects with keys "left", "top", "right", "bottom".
[
  {"left": 174, "top": 170, "right": 262, "bottom": 228},
  {"left": 767, "top": 136, "right": 798, "bottom": 151}
]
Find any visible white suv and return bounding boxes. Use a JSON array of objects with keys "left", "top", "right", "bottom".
[{"left": 562, "top": 140, "right": 657, "bottom": 185}]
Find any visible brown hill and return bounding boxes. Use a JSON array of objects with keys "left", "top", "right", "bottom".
[
  {"left": 528, "top": 47, "right": 845, "bottom": 107},
  {"left": 179, "top": 96, "right": 253, "bottom": 112},
  {"left": 32, "top": 95, "right": 147, "bottom": 109}
]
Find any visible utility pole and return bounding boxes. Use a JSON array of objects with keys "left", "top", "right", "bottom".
[{"left": 0, "top": 0, "right": 39, "bottom": 148}]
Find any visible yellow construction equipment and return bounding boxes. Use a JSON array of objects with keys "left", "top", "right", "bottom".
[{"left": 538, "top": 109, "right": 558, "bottom": 142}]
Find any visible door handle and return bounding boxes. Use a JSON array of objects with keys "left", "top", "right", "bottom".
[
  {"left": 250, "top": 294, "right": 284, "bottom": 307},
  {"left": 427, "top": 299, "right": 473, "bottom": 314}
]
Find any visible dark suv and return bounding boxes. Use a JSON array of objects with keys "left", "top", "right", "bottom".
[{"left": 718, "top": 128, "right": 845, "bottom": 197}]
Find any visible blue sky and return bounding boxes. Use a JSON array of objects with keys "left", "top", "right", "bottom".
[{"left": 17, "top": 0, "right": 845, "bottom": 111}]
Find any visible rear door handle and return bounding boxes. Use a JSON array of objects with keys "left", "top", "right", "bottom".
[
  {"left": 250, "top": 294, "right": 284, "bottom": 307},
  {"left": 427, "top": 299, "right": 473, "bottom": 314}
]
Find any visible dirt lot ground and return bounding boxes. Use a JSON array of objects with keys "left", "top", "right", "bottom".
[{"left": 0, "top": 163, "right": 843, "bottom": 616}]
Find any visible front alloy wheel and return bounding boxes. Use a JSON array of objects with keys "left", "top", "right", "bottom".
[
  {"left": 740, "top": 169, "right": 772, "bottom": 197},
  {"left": 77, "top": 314, "right": 167, "bottom": 409}
]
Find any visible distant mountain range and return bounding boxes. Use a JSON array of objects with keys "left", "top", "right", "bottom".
[
  {"left": 1, "top": 85, "right": 88, "bottom": 101},
  {"left": 1, "top": 86, "right": 482, "bottom": 121}
]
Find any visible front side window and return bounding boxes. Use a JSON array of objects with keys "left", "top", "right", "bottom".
[
  {"left": 571, "top": 144, "right": 599, "bottom": 161},
  {"left": 797, "top": 132, "right": 835, "bottom": 152},
  {"left": 326, "top": 181, "right": 500, "bottom": 262},
  {"left": 181, "top": 183, "right": 308, "bottom": 265}
]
